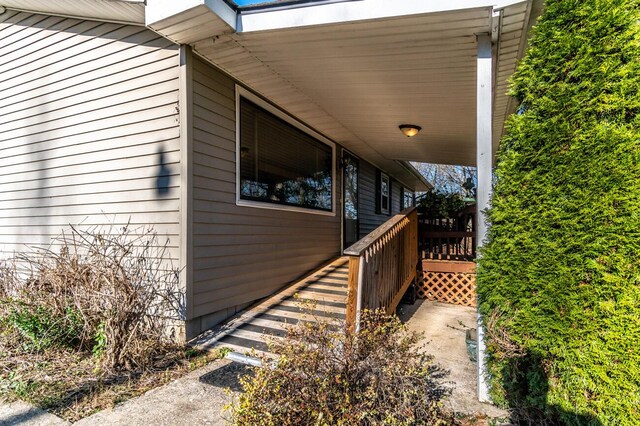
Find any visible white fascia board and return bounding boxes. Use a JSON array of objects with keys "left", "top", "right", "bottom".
[
  {"left": 238, "top": 0, "right": 528, "bottom": 33},
  {"left": 492, "top": 0, "right": 530, "bottom": 9},
  {"left": 146, "top": 0, "right": 236, "bottom": 30},
  {"left": 397, "top": 161, "right": 433, "bottom": 192}
]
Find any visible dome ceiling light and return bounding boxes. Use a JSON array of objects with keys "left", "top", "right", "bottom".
[{"left": 399, "top": 124, "right": 421, "bottom": 138}]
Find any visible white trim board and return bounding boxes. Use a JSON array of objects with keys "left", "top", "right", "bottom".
[{"left": 237, "top": 0, "right": 527, "bottom": 33}]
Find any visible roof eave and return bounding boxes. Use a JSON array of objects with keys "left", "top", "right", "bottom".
[
  {"left": 0, "top": 0, "right": 145, "bottom": 26},
  {"left": 237, "top": 0, "right": 527, "bottom": 33},
  {"left": 397, "top": 161, "right": 433, "bottom": 192}
]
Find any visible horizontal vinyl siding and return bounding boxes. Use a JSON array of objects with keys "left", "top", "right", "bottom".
[
  {"left": 358, "top": 159, "right": 403, "bottom": 237},
  {"left": 392, "top": 179, "right": 402, "bottom": 213},
  {"left": 0, "top": 11, "right": 181, "bottom": 261},
  {"left": 191, "top": 56, "right": 341, "bottom": 320}
]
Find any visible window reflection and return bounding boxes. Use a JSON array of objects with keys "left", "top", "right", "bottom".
[{"left": 239, "top": 98, "right": 333, "bottom": 211}]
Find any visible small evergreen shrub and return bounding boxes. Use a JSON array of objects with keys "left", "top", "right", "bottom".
[
  {"left": 477, "top": 0, "right": 640, "bottom": 424},
  {"left": 228, "top": 309, "right": 451, "bottom": 425}
]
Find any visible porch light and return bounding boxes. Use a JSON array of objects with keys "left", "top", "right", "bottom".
[{"left": 399, "top": 124, "right": 421, "bottom": 137}]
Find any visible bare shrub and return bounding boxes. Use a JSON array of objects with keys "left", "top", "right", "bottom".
[
  {"left": 228, "top": 308, "right": 451, "bottom": 425},
  {"left": 0, "top": 222, "right": 183, "bottom": 371},
  {"left": 484, "top": 306, "right": 526, "bottom": 360},
  {"left": 0, "top": 259, "right": 19, "bottom": 299}
]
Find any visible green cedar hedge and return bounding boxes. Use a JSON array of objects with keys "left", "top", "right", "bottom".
[{"left": 477, "top": 0, "right": 640, "bottom": 424}]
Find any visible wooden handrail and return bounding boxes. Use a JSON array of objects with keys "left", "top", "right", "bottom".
[
  {"left": 345, "top": 207, "right": 418, "bottom": 332},
  {"left": 344, "top": 207, "right": 416, "bottom": 256}
]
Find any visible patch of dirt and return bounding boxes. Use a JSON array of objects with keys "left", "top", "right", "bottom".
[{"left": 0, "top": 328, "right": 225, "bottom": 423}]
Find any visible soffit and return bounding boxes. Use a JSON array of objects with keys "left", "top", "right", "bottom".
[
  {"left": 191, "top": 9, "right": 492, "bottom": 190},
  {"left": 0, "top": 0, "right": 145, "bottom": 25},
  {"left": 493, "top": 1, "right": 532, "bottom": 149},
  {"left": 194, "top": 6, "right": 511, "bottom": 176},
  {"left": 0, "top": 0, "right": 533, "bottom": 186}
]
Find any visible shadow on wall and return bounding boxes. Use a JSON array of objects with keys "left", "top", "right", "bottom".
[
  {"left": 156, "top": 148, "right": 172, "bottom": 196},
  {"left": 499, "top": 353, "right": 603, "bottom": 426}
]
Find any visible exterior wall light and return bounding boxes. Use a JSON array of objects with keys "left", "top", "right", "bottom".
[{"left": 399, "top": 124, "right": 421, "bottom": 137}]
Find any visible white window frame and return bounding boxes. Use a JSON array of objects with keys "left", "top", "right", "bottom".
[
  {"left": 235, "top": 85, "right": 336, "bottom": 216},
  {"left": 380, "top": 172, "right": 390, "bottom": 215},
  {"left": 403, "top": 187, "right": 415, "bottom": 209}
]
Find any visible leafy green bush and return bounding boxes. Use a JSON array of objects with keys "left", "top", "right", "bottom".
[
  {"left": 7, "top": 303, "right": 82, "bottom": 351},
  {"left": 228, "top": 309, "right": 451, "bottom": 425},
  {"left": 477, "top": 0, "right": 640, "bottom": 424}
]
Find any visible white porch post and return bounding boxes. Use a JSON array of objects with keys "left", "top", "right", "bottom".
[{"left": 476, "top": 33, "right": 493, "bottom": 403}]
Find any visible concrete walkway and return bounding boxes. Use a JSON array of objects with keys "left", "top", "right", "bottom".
[
  {"left": 0, "top": 401, "right": 70, "bottom": 426},
  {"left": 399, "top": 299, "right": 508, "bottom": 418},
  {"left": 75, "top": 359, "right": 248, "bottom": 426}
]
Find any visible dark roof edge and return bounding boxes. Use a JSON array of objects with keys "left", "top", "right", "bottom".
[{"left": 230, "top": 0, "right": 361, "bottom": 14}]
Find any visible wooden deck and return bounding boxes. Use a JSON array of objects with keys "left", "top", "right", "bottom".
[{"left": 192, "top": 257, "right": 349, "bottom": 357}]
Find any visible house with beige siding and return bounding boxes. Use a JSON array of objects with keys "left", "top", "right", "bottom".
[{"left": 0, "top": 0, "right": 541, "bottom": 398}]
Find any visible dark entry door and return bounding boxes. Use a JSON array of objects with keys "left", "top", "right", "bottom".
[{"left": 343, "top": 151, "right": 359, "bottom": 249}]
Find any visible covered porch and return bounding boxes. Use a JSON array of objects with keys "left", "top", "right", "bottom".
[
  {"left": 147, "top": 0, "right": 541, "bottom": 403},
  {"left": 146, "top": 0, "right": 536, "bottom": 176}
]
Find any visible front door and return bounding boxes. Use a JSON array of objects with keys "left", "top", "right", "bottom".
[{"left": 343, "top": 151, "right": 359, "bottom": 249}]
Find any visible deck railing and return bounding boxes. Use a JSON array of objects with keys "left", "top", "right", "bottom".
[
  {"left": 344, "top": 207, "right": 418, "bottom": 332},
  {"left": 418, "top": 204, "right": 476, "bottom": 261}
]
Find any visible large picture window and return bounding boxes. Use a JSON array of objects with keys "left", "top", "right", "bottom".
[{"left": 237, "top": 93, "right": 334, "bottom": 213}]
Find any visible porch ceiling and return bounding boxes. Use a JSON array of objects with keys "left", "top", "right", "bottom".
[{"left": 191, "top": 1, "right": 532, "bottom": 179}]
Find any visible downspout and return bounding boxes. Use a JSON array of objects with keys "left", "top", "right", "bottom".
[{"left": 226, "top": 351, "right": 263, "bottom": 367}]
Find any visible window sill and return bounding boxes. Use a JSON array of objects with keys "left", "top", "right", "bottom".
[{"left": 236, "top": 199, "right": 336, "bottom": 216}]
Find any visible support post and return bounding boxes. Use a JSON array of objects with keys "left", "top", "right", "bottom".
[
  {"left": 476, "top": 33, "right": 493, "bottom": 403},
  {"left": 179, "top": 46, "right": 195, "bottom": 338},
  {"left": 345, "top": 256, "right": 361, "bottom": 333}
]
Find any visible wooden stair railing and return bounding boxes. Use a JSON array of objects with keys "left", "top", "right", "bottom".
[{"left": 344, "top": 207, "right": 418, "bottom": 332}]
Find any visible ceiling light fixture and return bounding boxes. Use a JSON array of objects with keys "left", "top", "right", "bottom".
[{"left": 399, "top": 124, "right": 421, "bottom": 138}]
